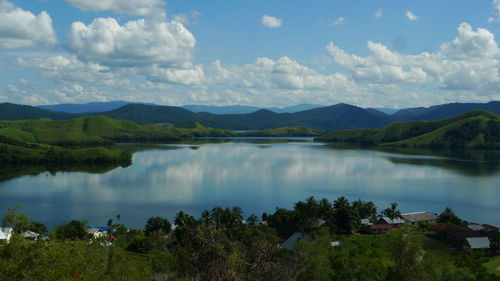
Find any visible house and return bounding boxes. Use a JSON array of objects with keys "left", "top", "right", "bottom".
[
  {"left": 0, "top": 228, "right": 13, "bottom": 243},
  {"left": 361, "top": 218, "right": 373, "bottom": 226},
  {"left": 431, "top": 223, "right": 482, "bottom": 247},
  {"left": 281, "top": 232, "right": 313, "bottom": 252},
  {"left": 86, "top": 226, "right": 109, "bottom": 238},
  {"left": 482, "top": 224, "right": 499, "bottom": 233},
  {"left": 377, "top": 217, "right": 405, "bottom": 226},
  {"left": 362, "top": 224, "right": 393, "bottom": 235},
  {"left": 465, "top": 237, "right": 491, "bottom": 250},
  {"left": 22, "top": 231, "right": 40, "bottom": 240},
  {"left": 401, "top": 212, "right": 438, "bottom": 226},
  {"left": 467, "top": 223, "right": 484, "bottom": 231},
  {"left": 330, "top": 241, "right": 342, "bottom": 247}
]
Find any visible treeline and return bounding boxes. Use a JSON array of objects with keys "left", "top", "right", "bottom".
[
  {"left": 0, "top": 143, "right": 131, "bottom": 166},
  {"left": 1, "top": 199, "right": 499, "bottom": 281}
]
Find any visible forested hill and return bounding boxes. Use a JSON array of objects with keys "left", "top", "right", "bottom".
[
  {"left": 317, "top": 110, "right": 500, "bottom": 148},
  {"left": 390, "top": 101, "right": 500, "bottom": 121},
  {"left": 2, "top": 101, "right": 500, "bottom": 131},
  {"left": 0, "top": 102, "right": 391, "bottom": 130}
]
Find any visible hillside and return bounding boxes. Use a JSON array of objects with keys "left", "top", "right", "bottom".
[
  {"left": 0, "top": 116, "right": 236, "bottom": 146},
  {"left": 0, "top": 116, "right": 234, "bottom": 164},
  {"left": 317, "top": 110, "right": 500, "bottom": 148},
  {"left": 37, "top": 101, "right": 157, "bottom": 113},
  {"left": 0, "top": 103, "right": 392, "bottom": 130},
  {"left": 391, "top": 101, "right": 500, "bottom": 121},
  {"left": 0, "top": 103, "right": 74, "bottom": 120}
]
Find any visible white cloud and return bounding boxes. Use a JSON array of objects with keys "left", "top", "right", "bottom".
[
  {"left": 331, "top": 17, "right": 345, "bottom": 26},
  {"left": 261, "top": 15, "right": 283, "bottom": 28},
  {"left": 440, "top": 23, "right": 498, "bottom": 59},
  {"left": 406, "top": 10, "right": 419, "bottom": 21},
  {"left": 375, "top": 9, "right": 382, "bottom": 19},
  {"left": 68, "top": 17, "right": 196, "bottom": 68},
  {"left": 64, "top": 0, "right": 163, "bottom": 16},
  {"left": 0, "top": 0, "right": 57, "bottom": 48},
  {"left": 488, "top": 0, "right": 500, "bottom": 22},
  {"left": 327, "top": 22, "right": 500, "bottom": 92}
]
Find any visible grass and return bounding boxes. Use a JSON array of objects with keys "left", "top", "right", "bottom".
[
  {"left": 483, "top": 256, "right": 500, "bottom": 276},
  {"left": 317, "top": 110, "right": 500, "bottom": 148}
]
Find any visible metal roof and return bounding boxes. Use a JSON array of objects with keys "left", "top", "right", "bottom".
[
  {"left": 466, "top": 237, "right": 490, "bottom": 249},
  {"left": 401, "top": 212, "right": 438, "bottom": 223},
  {"left": 0, "top": 228, "right": 13, "bottom": 240}
]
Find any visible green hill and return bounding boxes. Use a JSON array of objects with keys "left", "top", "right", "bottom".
[
  {"left": 0, "top": 116, "right": 235, "bottom": 146},
  {"left": 0, "top": 116, "right": 234, "bottom": 164},
  {"left": 237, "top": 126, "right": 325, "bottom": 137},
  {"left": 317, "top": 110, "right": 500, "bottom": 148}
]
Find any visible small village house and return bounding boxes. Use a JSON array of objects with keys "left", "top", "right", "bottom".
[
  {"left": 464, "top": 237, "right": 491, "bottom": 250},
  {"left": 401, "top": 211, "right": 438, "bottom": 226},
  {"left": 0, "top": 228, "right": 13, "bottom": 243}
]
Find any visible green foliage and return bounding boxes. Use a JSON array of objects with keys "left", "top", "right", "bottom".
[
  {"left": 144, "top": 216, "right": 172, "bottom": 237},
  {"left": 53, "top": 220, "right": 87, "bottom": 240},
  {"left": 382, "top": 202, "right": 403, "bottom": 221},
  {"left": 237, "top": 126, "right": 325, "bottom": 137},
  {"left": 438, "top": 207, "right": 465, "bottom": 226},
  {"left": 318, "top": 110, "right": 500, "bottom": 149}
]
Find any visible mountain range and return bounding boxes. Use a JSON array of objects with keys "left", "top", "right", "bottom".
[
  {"left": 38, "top": 101, "right": 322, "bottom": 115},
  {"left": 1, "top": 101, "right": 499, "bottom": 131}
]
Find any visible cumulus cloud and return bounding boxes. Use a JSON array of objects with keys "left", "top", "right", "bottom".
[
  {"left": 208, "top": 56, "right": 356, "bottom": 92},
  {"left": 488, "top": 0, "right": 500, "bottom": 22},
  {"left": 64, "top": 0, "right": 163, "bottom": 16},
  {"left": 261, "top": 15, "right": 283, "bottom": 28},
  {"left": 0, "top": 0, "right": 57, "bottom": 48},
  {"left": 68, "top": 17, "right": 196, "bottom": 68},
  {"left": 331, "top": 17, "right": 345, "bottom": 26},
  {"left": 375, "top": 9, "right": 382, "bottom": 19},
  {"left": 327, "top": 22, "right": 500, "bottom": 92},
  {"left": 405, "top": 10, "right": 419, "bottom": 21},
  {"left": 17, "top": 55, "right": 128, "bottom": 87}
]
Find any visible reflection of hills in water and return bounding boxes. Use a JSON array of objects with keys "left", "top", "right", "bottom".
[
  {"left": 322, "top": 144, "right": 500, "bottom": 176},
  {"left": 0, "top": 163, "right": 124, "bottom": 183},
  {"left": 380, "top": 147, "right": 500, "bottom": 177}
]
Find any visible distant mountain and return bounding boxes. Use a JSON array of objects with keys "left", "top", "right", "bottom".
[
  {"left": 38, "top": 101, "right": 157, "bottom": 114},
  {"left": 93, "top": 103, "right": 390, "bottom": 130},
  {"left": 182, "top": 105, "right": 261, "bottom": 114},
  {"left": 318, "top": 110, "right": 500, "bottom": 148},
  {"left": 269, "top": 103, "right": 323, "bottom": 113},
  {"left": 4, "top": 101, "right": 499, "bottom": 131},
  {"left": 0, "top": 103, "right": 74, "bottom": 120},
  {"left": 182, "top": 103, "right": 322, "bottom": 114},
  {"left": 373, "top": 108, "right": 399, "bottom": 115},
  {"left": 390, "top": 101, "right": 500, "bottom": 121}
]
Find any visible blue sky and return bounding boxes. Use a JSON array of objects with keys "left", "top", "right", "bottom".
[{"left": 1, "top": 0, "right": 500, "bottom": 107}]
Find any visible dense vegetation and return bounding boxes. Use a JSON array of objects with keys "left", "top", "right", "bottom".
[
  {"left": 317, "top": 110, "right": 500, "bottom": 148},
  {"left": 0, "top": 102, "right": 392, "bottom": 130},
  {"left": 1, "top": 199, "right": 498, "bottom": 281},
  {"left": 236, "top": 126, "right": 325, "bottom": 137},
  {"left": 0, "top": 117, "right": 234, "bottom": 164}
]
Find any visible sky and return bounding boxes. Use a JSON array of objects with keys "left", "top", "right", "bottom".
[{"left": 1, "top": 0, "right": 500, "bottom": 108}]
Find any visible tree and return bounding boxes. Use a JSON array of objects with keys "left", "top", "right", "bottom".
[
  {"left": 246, "top": 214, "right": 259, "bottom": 226},
  {"left": 53, "top": 220, "right": 87, "bottom": 240},
  {"left": 352, "top": 200, "right": 377, "bottom": 221},
  {"left": 382, "top": 202, "right": 402, "bottom": 221},
  {"left": 332, "top": 197, "right": 359, "bottom": 233},
  {"left": 387, "top": 227, "right": 426, "bottom": 281},
  {"left": 437, "top": 207, "right": 463, "bottom": 226},
  {"left": 144, "top": 216, "right": 171, "bottom": 236}
]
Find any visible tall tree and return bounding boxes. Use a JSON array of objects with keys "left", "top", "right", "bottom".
[{"left": 382, "top": 202, "right": 402, "bottom": 221}]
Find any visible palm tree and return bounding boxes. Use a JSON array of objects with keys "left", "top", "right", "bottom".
[{"left": 382, "top": 202, "right": 402, "bottom": 221}]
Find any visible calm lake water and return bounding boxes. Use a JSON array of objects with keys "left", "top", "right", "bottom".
[{"left": 1, "top": 140, "right": 499, "bottom": 228}]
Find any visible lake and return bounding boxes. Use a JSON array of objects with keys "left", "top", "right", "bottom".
[{"left": 0, "top": 139, "right": 499, "bottom": 228}]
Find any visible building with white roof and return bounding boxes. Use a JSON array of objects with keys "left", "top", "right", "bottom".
[{"left": 0, "top": 228, "right": 13, "bottom": 243}]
